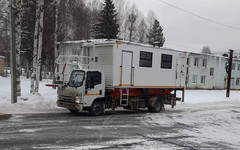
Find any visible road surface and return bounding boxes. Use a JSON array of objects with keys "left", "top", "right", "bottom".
[{"left": 0, "top": 107, "right": 239, "bottom": 150}]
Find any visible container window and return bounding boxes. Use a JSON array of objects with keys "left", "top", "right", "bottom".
[
  {"left": 139, "top": 51, "right": 153, "bottom": 68},
  {"left": 161, "top": 54, "right": 172, "bottom": 69}
]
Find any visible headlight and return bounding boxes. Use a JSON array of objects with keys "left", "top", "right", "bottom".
[{"left": 75, "top": 96, "right": 81, "bottom": 104}]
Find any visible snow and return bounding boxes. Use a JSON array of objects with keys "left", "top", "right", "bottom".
[
  {"left": 1, "top": 76, "right": 240, "bottom": 149},
  {"left": 143, "top": 91, "right": 240, "bottom": 149},
  {"left": 0, "top": 76, "right": 64, "bottom": 114}
]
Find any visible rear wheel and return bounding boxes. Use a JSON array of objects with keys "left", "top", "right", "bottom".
[
  {"left": 148, "top": 98, "right": 162, "bottom": 113},
  {"left": 152, "top": 99, "right": 161, "bottom": 112},
  {"left": 89, "top": 101, "right": 104, "bottom": 116},
  {"left": 68, "top": 109, "right": 79, "bottom": 114}
]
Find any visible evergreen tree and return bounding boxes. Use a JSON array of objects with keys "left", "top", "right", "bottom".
[
  {"left": 148, "top": 19, "right": 165, "bottom": 47},
  {"left": 93, "top": 0, "right": 119, "bottom": 39}
]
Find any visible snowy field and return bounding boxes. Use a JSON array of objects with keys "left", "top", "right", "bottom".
[{"left": 1, "top": 76, "right": 240, "bottom": 149}]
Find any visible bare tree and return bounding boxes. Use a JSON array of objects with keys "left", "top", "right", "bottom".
[
  {"left": 146, "top": 10, "right": 157, "bottom": 43},
  {"left": 202, "top": 46, "right": 211, "bottom": 54},
  {"left": 68, "top": 0, "right": 91, "bottom": 40},
  {"left": 35, "top": 0, "right": 44, "bottom": 92},
  {"left": 0, "top": 0, "right": 9, "bottom": 67},
  {"left": 21, "top": 0, "right": 36, "bottom": 78},
  {"left": 137, "top": 18, "right": 148, "bottom": 43}
]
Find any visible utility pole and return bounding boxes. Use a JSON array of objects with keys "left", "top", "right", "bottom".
[
  {"left": 226, "top": 49, "right": 233, "bottom": 97},
  {"left": 9, "top": 0, "right": 17, "bottom": 103},
  {"left": 54, "top": 0, "right": 59, "bottom": 64},
  {"left": 129, "top": 14, "right": 136, "bottom": 42}
]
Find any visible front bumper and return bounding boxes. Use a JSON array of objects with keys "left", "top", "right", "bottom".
[{"left": 57, "top": 100, "right": 83, "bottom": 111}]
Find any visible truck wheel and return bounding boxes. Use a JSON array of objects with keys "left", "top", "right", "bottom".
[
  {"left": 68, "top": 109, "right": 79, "bottom": 114},
  {"left": 151, "top": 99, "right": 162, "bottom": 113},
  {"left": 89, "top": 101, "right": 104, "bottom": 116}
]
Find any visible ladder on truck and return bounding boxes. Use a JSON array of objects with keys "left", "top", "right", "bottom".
[
  {"left": 52, "top": 55, "right": 95, "bottom": 86},
  {"left": 120, "top": 88, "right": 129, "bottom": 106}
]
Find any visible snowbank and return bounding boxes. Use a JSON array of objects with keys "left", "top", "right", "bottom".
[{"left": 0, "top": 76, "right": 64, "bottom": 114}]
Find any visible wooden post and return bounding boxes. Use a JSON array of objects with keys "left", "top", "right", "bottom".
[
  {"left": 226, "top": 49, "right": 233, "bottom": 97},
  {"left": 10, "top": 0, "right": 17, "bottom": 103}
]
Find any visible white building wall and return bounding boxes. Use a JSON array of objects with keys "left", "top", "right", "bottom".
[
  {"left": 187, "top": 53, "right": 226, "bottom": 89},
  {"left": 231, "top": 59, "right": 240, "bottom": 90}
]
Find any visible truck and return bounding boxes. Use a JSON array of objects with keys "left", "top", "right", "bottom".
[{"left": 47, "top": 40, "right": 186, "bottom": 115}]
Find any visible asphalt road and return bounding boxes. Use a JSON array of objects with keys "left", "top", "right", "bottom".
[{"left": 0, "top": 109, "right": 237, "bottom": 150}]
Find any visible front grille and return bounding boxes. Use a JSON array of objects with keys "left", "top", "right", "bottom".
[{"left": 59, "top": 95, "right": 75, "bottom": 103}]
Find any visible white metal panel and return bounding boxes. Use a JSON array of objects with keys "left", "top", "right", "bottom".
[
  {"left": 121, "top": 51, "right": 133, "bottom": 86},
  {"left": 94, "top": 46, "right": 113, "bottom": 87}
]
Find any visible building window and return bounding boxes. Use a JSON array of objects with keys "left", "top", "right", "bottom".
[
  {"left": 139, "top": 51, "right": 152, "bottom": 68},
  {"left": 187, "top": 58, "right": 190, "bottom": 66},
  {"left": 231, "top": 78, "right": 235, "bottom": 86},
  {"left": 194, "top": 58, "right": 199, "bottom": 67},
  {"left": 161, "top": 54, "right": 172, "bottom": 69},
  {"left": 210, "top": 68, "right": 214, "bottom": 76},
  {"left": 202, "top": 59, "right": 207, "bottom": 67},
  {"left": 232, "top": 63, "right": 236, "bottom": 70},
  {"left": 238, "top": 64, "right": 240, "bottom": 71},
  {"left": 201, "top": 75, "right": 206, "bottom": 84},
  {"left": 236, "top": 78, "right": 240, "bottom": 86},
  {"left": 192, "top": 75, "right": 198, "bottom": 84}
]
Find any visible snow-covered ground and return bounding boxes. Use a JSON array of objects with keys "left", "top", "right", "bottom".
[
  {"left": 1, "top": 76, "right": 240, "bottom": 149},
  {"left": 0, "top": 76, "right": 64, "bottom": 114}
]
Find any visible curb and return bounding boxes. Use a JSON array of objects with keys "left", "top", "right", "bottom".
[{"left": 0, "top": 113, "right": 12, "bottom": 120}]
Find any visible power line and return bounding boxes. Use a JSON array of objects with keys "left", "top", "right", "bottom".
[
  {"left": 165, "top": 42, "right": 202, "bottom": 51},
  {"left": 158, "top": 0, "right": 240, "bottom": 31}
]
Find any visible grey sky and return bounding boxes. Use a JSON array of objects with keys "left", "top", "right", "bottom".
[{"left": 128, "top": 0, "right": 240, "bottom": 53}]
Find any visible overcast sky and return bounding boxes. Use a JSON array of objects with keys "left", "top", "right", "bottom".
[{"left": 127, "top": 0, "right": 240, "bottom": 53}]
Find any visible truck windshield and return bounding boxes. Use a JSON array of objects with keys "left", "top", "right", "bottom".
[{"left": 68, "top": 70, "right": 85, "bottom": 87}]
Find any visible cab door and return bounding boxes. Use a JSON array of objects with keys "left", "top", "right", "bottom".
[{"left": 83, "top": 71, "right": 105, "bottom": 106}]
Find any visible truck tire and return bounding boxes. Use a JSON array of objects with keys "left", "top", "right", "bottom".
[
  {"left": 149, "top": 99, "right": 162, "bottom": 113},
  {"left": 89, "top": 101, "right": 104, "bottom": 116},
  {"left": 68, "top": 109, "right": 79, "bottom": 114}
]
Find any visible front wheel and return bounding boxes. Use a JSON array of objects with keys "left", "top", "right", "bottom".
[{"left": 89, "top": 101, "right": 104, "bottom": 116}]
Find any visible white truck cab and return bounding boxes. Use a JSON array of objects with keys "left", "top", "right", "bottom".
[{"left": 57, "top": 69, "right": 106, "bottom": 115}]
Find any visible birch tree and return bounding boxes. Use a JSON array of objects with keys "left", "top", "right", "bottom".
[
  {"left": 21, "top": 0, "right": 36, "bottom": 78},
  {"left": 14, "top": 0, "right": 22, "bottom": 96},
  {"left": 31, "top": 0, "right": 44, "bottom": 93}
]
